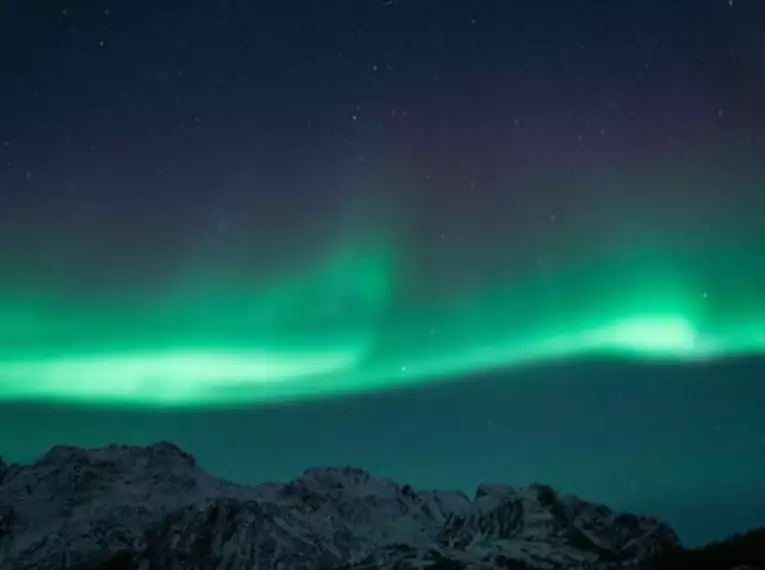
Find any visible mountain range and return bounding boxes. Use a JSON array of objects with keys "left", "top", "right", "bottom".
[{"left": 0, "top": 442, "right": 761, "bottom": 570}]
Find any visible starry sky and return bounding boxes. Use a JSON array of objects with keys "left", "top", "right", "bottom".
[{"left": 1, "top": 0, "right": 765, "bottom": 546}]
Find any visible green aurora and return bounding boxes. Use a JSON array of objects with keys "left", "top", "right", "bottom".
[{"left": 2, "top": 215, "right": 765, "bottom": 408}]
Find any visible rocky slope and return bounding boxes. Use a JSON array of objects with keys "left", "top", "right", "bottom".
[
  {"left": 647, "top": 527, "right": 765, "bottom": 570},
  {"left": 0, "top": 442, "right": 681, "bottom": 569}
]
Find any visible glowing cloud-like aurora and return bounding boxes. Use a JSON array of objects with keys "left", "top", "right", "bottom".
[{"left": 2, "top": 227, "right": 765, "bottom": 407}]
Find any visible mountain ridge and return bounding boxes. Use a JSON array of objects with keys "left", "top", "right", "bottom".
[{"left": 0, "top": 441, "right": 753, "bottom": 570}]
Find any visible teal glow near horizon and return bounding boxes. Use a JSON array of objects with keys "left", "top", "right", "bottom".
[{"left": 2, "top": 219, "right": 765, "bottom": 408}]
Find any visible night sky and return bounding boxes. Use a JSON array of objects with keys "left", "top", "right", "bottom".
[{"left": 2, "top": 0, "right": 765, "bottom": 547}]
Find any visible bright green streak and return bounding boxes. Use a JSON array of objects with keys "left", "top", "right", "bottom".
[{"left": 2, "top": 227, "right": 765, "bottom": 407}]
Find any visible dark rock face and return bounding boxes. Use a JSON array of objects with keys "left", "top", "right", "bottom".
[{"left": 0, "top": 442, "right": 681, "bottom": 570}]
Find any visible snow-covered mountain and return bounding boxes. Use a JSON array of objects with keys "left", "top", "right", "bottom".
[{"left": 0, "top": 441, "right": 680, "bottom": 570}]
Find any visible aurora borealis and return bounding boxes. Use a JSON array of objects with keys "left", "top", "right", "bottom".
[
  {"left": 2, "top": 0, "right": 765, "bottom": 547},
  {"left": 3, "top": 228, "right": 765, "bottom": 406}
]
